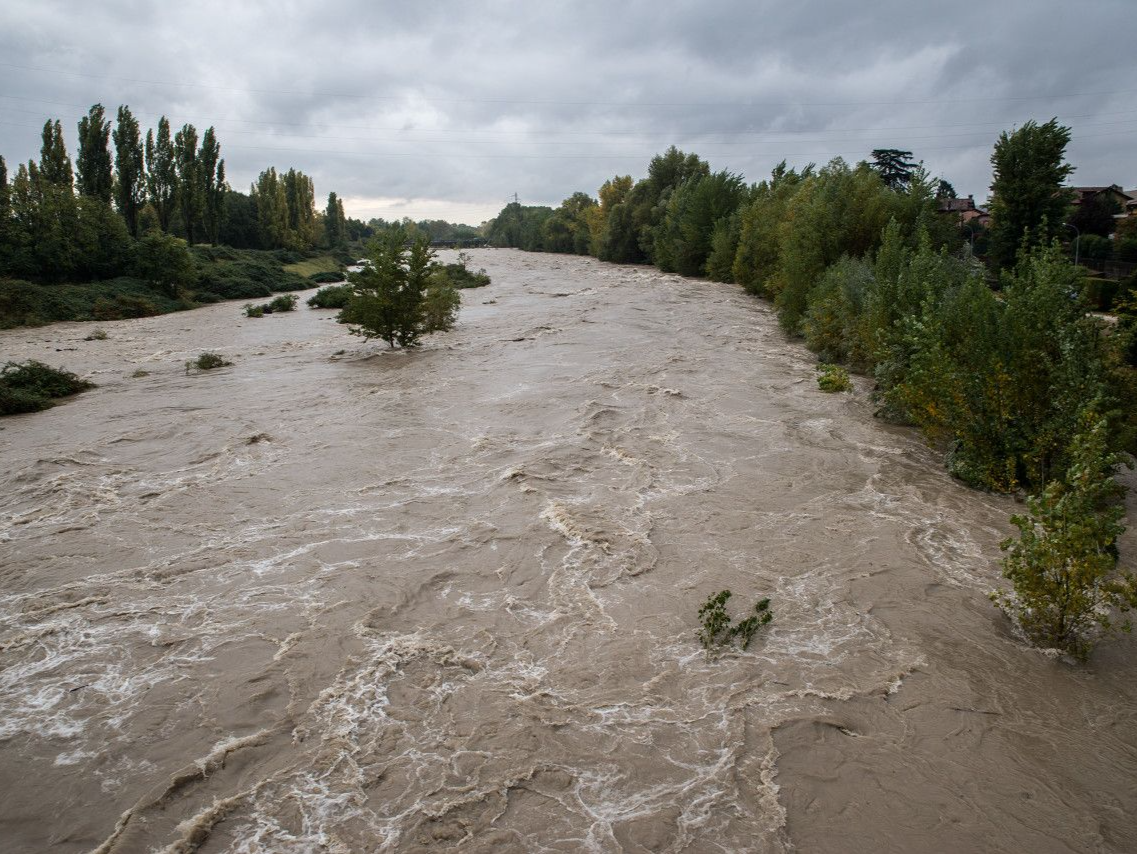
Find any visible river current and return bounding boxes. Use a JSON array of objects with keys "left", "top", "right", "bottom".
[{"left": 1, "top": 250, "right": 1135, "bottom": 853}]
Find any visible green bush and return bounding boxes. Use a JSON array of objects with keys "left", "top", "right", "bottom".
[
  {"left": 438, "top": 252, "right": 492, "bottom": 289},
  {"left": 991, "top": 410, "right": 1136, "bottom": 659},
  {"left": 0, "top": 361, "right": 95, "bottom": 416},
  {"left": 817, "top": 363, "right": 851, "bottom": 392},
  {"left": 307, "top": 283, "right": 353, "bottom": 309},
  {"left": 185, "top": 352, "right": 232, "bottom": 373},
  {"left": 308, "top": 270, "right": 346, "bottom": 284},
  {"left": 243, "top": 303, "right": 265, "bottom": 318},
  {"left": 268, "top": 293, "right": 298, "bottom": 312}
]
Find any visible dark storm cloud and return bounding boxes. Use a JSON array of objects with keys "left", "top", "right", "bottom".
[{"left": 2, "top": 0, "right": 1134, "bottom": 223}]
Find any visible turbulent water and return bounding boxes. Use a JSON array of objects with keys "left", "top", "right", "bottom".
[{"left": 1, "top": 250, "right": 1135, "bottom": 853}]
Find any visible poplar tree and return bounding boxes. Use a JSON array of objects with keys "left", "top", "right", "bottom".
[
  {"left": 174, "top": 123, "right": 201, "bottom": 243},
  {"left": 0, "top": 155, "right": 10, "bottom": 265},
  {"left": 198, "top": 127, "right": 226, "bottom": 244},
  {"left": 113, "top": 105, "right": 145, "bottom": 236},
  {"left": 324, "top": 191, "right": 346, "bottom": 247},
  {"left": 76, "top": 104, "right": 113, "bottom": 202},
  {"left": 251, "top": 167, "right": 289, "bottom": 248},
  {"left": 39, "top": 120, "right": 73, "bottom": 189},
  {"left": 145, "top": 117, "right": 177, "bottom": 231}
]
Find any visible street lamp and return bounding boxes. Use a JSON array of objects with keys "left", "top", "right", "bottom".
[{"left": 1064, "top": 222, "right": 1080, "bottom": 267}]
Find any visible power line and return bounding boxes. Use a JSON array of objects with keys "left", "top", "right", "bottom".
[
  {"left": 4, "top": 93, "right": 1137, "bottom": 141},
  {"left": 3, "top": 61, "right": 1136, "bottom": 108}
]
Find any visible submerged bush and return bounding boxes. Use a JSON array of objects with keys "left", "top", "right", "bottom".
[
  {"left": 991, "top": 410, "right": 1136, "bottom": 660},
  {"left": 817, "top": 364, "right": 851, "bottom": 392},
  {"left": 438, "top": 252, "right": 492, "bottom": 289},
  {"left": 268, "top": 294, "right": 298, "bottom": 312},
  {"left": 307, "top": 283, "right": 353, "bottom": 309},
  {"left": 697, "top": 590, "right": 773, "bottom": 652},
  {"left": 185, "top": 352, "right": 232, "bottom": 374},
  {"left": 244, "top": 293, "right": 298, "bottom": 317},
  {"left": 0, "top": 361, "right": 95, "bottom": 416}
]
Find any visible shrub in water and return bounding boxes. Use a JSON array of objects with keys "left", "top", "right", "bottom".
[
  {"left": 268, "top": 294, "right": 298, "bottom": 312},
  {"left": 817, "top": 363, "right": 851, "bottom": 392},
  {"left": 991, "top": 409, "right": 1136, "bottom": 660},
  {"left": 307, "top": 283, "right": 353, "bottom": 309},
  {"left": 243, "top": 303, "right": 265, "bottom": 318},
  {"left": 697, "top": 590, "right": 773, "bottom": 652},
  {"left": 0, "top": 361, "right": 95, "bottom": 416},
  {"left": 185, "top": 352, "right": 232, "bottom": 374}
]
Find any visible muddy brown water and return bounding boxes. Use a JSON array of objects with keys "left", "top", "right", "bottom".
[{"left": 1, "top": 250, "right": 1135, "bottom": 853}]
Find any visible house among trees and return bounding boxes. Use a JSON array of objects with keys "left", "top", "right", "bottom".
[
  {"left": 1069, "top": 184, "right": 1130, "bottom": 212},
  {"left": 938, "top": 194, "right": 990, "bottom": 226},
  {"left": 1123, "top": 188, "right": 1137, "bottom": 218}
]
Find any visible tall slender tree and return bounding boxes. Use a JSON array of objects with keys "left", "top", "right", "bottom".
[
  {"left": 197, "top": 127, "right": 226, "bottom": 244},
  {"left": 113, "top": 105, "right": 145, "bottom": 236},
  {"left": 324, "top": 191, "right": 346, "bottom": 247},
  {"left": 76, "top": 104, "right": 113, "bottom": 202},
  {"left": 174, "top": 123, "right": 201, "bottom": 243},
  {"left": 145, "top": 117, "right": 177, "bottom": 231},
  {"left": 0, "top": 154, "right": 11, "bottom": 273},
  {"left": 39, "top": 120, "right": 73, "bottom": 189}
]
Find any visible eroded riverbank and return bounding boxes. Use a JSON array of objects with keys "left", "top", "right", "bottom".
[{"left": 1, "top": 250, "right": 1135, "bottom": 852}]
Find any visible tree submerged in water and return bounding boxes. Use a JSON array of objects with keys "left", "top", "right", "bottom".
[
  {"left": 991, "top": 407, "right": 1136, "bottom": 660},
  {"left": 697, "top": 590, "right": 773, "bottom": 652},
  {"left": 338, "top": 227, "right": 462, "bottom": 349}
]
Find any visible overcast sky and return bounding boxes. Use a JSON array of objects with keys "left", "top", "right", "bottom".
[{"left": 2, "top": 1, "right": 1135, "bottom": 225}]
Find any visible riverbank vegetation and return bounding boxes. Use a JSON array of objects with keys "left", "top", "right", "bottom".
[
  {"left": 0, "top": 105, "right": 359, "bottom": 328},
  {"left": 0, "top": 361, "right": 95, "bottom": 415},
  {"left": 487, "top": 123, "right": 1137, "bottom": 659}
]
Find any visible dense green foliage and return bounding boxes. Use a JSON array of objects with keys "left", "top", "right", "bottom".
[
  {"left": 987, "top": 119, "right": 1074, "bottom": 270},
  {"left": 816, "top": 364, "right": 851, "bottom": 392},
  {"left": 0, "top": 361, "right": 95, "bottom": 416},
  {"left": 307, "top": 283, "right": 354, "bottom": 309},
  {"left": 992, "top": 409, "right": 1136, "bottom": 659},
  {"left": 338, "top": 228, "right": 461, "bottom": 348}
]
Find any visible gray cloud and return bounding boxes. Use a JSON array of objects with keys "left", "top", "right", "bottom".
[{"left": 2, "top": 0, "right": 1134, "bottom": 223}]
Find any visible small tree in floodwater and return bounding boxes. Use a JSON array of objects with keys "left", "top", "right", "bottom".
[
  {"left": 991, "top": 407, "right": 1137, "bottom": 660},
  {"left": 338, "top": 227, "right": 459, "bottom": 348}
]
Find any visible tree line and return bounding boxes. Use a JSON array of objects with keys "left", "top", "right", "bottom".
[
  {"left": 485, "top": 123, "right": 1137, "bottom": 659},
  {"left": 0, "top": 104, "right": 355, "bottom": 285}
]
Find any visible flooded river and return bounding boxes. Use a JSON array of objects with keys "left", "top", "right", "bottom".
[{"left": 1, "top": 250, "right": 1135, "bottom": 853}]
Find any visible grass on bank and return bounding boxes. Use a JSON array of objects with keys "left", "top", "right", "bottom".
[{"left": 283, "top": 255, "right": 346, "bottom": 278}]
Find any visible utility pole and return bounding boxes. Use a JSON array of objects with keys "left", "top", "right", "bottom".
[{"left": 510, "top": 192, "right": 519, "bottom": 205}]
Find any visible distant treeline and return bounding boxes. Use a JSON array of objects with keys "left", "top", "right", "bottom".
[
  {"left": 485, "top": 129, "right": 1137, "bottom": 498},
  {"left": 0, "top": 104, "right": 359, "bottom": 286}
]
